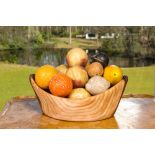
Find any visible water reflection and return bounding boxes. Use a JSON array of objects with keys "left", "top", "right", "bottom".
[{"left": 0, "top": 48, "right": 155, "bottom": 67}]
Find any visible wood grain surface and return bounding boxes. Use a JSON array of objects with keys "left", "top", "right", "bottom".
[
  {"left": 29, "top": 74, "right": 128, "bottom": 121},
  {"left": 0, "top": 95, "right": 155, "bottom": 129}
]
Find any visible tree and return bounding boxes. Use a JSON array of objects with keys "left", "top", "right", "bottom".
[{"left": 69, "top": 26, "right": 72, "bottom": 44}]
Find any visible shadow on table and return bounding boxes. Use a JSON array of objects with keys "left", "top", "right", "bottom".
[{"left": 39, "top": 115, "right": 119, "bottom": 129}]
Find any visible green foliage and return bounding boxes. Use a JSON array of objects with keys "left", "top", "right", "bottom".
[
  {"left": 123, "top": 33, "right": 145, "bottom": 56},
  {"left": 150, "top": 38, "right": 155, "bottom": 48},
  {"left": 0, "top": 26, "right": 155, "bottom": 54},
  {"left": 51, "top": 27, "right": 69, "bottom": 37},
  {"left": 101, "top": 36, "right": 125, "bottom": 55},
  {"left": 8, "top": 39, "right": 26, "bottom": 49},
  {"left": 101, "top": 39, "right": 114, "bottom": 54},
  {"left": 6, "top": 55, "right": 18, "bottom": 63},
  {"left": 131, "top": 40, "right": 143, "bottom": 54},
  {"left": 0, "top": 38, "right": 10, "bottom": 49},
  {"left": 41, "top": 31, "right": 49, "bottom": 40},
  {"left": 72, "top": 30, "right": 81, "bottom": 37},
  {"left": 30, "top": 31, "right": 44, "bottom": 45},
  {"left": 60, "top": 31, "right": 69, "bottom": 37},
  {"left": 0, "top": 37, "right": 27, "bottom": 50},
  {"left": 101, "top": 29, "right": 150, "bottom": 56}
]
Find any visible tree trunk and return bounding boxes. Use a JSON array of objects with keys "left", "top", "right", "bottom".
[
  {"left": 27, "top": 26, "right": 31, "bottom": 40},
  {"left": 69, "top": 26, "right": 72, "bottom": 44}
]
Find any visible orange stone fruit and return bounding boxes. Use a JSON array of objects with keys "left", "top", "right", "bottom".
[
  {"left": 104, "top": 65, "right": 123, "bottom": 85},
  {"left": 35, "top": 65, "right": 58, "bottom": 89},
  {"left": 49, "top": 73, "right": 73, "bottom": 97}
]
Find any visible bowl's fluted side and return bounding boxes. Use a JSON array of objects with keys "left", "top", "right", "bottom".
[{"left": 29, "top": 74, "right": 128, "bottom": 121}]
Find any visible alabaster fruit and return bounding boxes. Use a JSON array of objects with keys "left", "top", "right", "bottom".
[
  {"left": 85, "top": 75, "right": 110, "bottom": 95},
  {"left": 86, "top": 62, "right": 104, "bottom": 77},
  {"left": 56, "top": 64, "right": 68, "bottom": 74},
  {"left": 69, "top": 88, "right": 91, "bottom": 99},
  {"left": 66, "top": 66, "right": 88, "bottom": 88},
  {"left": 66, "top": 48, "right": 88, "bottom": 67}
]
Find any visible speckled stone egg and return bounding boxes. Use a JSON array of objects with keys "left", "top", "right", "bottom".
[{"left": 85, "top": 75, "right": 110, "bottom": 95}]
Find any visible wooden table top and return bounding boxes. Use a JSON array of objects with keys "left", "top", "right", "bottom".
[{"left": 0, "top": 95, "right": 155, "bottom": 129}]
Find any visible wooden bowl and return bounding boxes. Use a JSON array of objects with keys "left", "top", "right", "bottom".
[{"left": 29, "top": 74, "right": 128, "bottom": 121}]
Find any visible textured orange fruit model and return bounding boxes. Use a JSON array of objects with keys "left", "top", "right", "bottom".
[
  {"left": 49, "top": 73, "right": 73, "bottom": 97},
  {"left": 35, "top": 65, "right": 58, "bottom": 89},
  {"left": 104, "top": 65, "right": 123, "bottom": 85}
]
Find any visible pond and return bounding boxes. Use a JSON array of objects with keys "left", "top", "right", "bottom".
[{"left": 0, "top": 48, "right": 155, "bottom": 67}]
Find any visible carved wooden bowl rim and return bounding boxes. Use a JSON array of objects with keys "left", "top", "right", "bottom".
[{"left": 29, "top": 74, "right": 128, "bottom": 101}]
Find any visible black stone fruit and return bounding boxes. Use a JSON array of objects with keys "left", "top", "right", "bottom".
[{"left": 90, "top": 52, "right": 109, "bottom": 68}]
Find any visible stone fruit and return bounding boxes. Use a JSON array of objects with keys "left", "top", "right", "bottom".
[
  {"left": 86, "top": 62, "right": 103, "bottom": 77},
  {"left": 56, "top": 64, "right": 68, "bottom": 74},
  {"left": 49, "top": 73, "right": 73, "bottom": 97},
  {"left": 90, "top": 52, "right": 109, "bottom": 68},
  {"left": 35, "top": 65, "right": 58, "bottom": 89},
  {"left": 66, "top": 48, "right": 88, "bottom": 67},
  {"left": 66, "top": 66, "right": 88, "bottom": 88},
  {"left": 85, "top": 75, "right": 110, "bottom": 95},
  {"left": 104, "top": 65, "right": 123, "bottom": 85},
  {"left": 85, "top": 61, "right": 90, "bottom": 71},
  {"left": 69, "top": 88, "right": 91, "bottom": 99}
]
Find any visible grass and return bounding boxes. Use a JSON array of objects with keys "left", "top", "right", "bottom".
[
  {"left": 0, "top": 62, "right": 154, "bottom": 111},
  {"left": 0, "top": 63, "right": 36, "bottom": 111},
  {"left": 123, "top": 66, "right": 155, "bottom": 95},
  {"left": 0, "top": 37, "right": 101, "bottom": 50},
  {"left": 52, "top": 37, "right": 101, "bottom": 49}
]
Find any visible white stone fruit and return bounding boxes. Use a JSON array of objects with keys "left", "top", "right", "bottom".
[
  {"left": 66, "top": 66, "right": 88, "bottom": 88},
  {"left": 66, "top": 48, "right": 88, "bottom": 67},
  {"left": 85, "top": 75, "right": 110, "bottom": 95}
]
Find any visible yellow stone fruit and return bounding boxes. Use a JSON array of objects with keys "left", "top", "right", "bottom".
[
  {"left": 56, "top": 64, "right": 68, "bottom": 74},
  {"left": 69, "top": 88, "right": 91, "bottom": 99},
  {"left": 104, "top": 65, "right": 123, "bottom": 85},
  {"left": 35, "top": 65, "right": 58, "bottom": 89}
]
